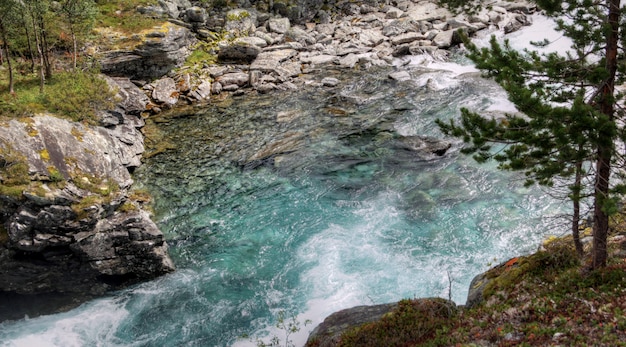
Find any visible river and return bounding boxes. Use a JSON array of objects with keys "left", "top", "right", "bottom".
[{"left": 1, "top": 15, "right": 567, "bottom": 347}]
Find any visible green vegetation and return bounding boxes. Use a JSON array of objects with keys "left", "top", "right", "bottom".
[
  {"left": 0, "top": 70, "right": 117, "bottom": 123},
  {"left": 95, "top": 0, "right": 161, "bottom": 33},
  {"left": 336, "top": 299, "right": 458, "bottom": 347},
  {"left": 437, "top": 0, "right": 625, "bottom": 269},
  {"left": 0, "top": 140, "right": 30, "bottom": 198},
  {"left": 315, "top": 235, "right": 626, "bottom": 346}
]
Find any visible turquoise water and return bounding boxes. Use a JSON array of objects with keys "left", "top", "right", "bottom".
[{"left": 0, "top": 58, "right": 565, "bottom": 347}]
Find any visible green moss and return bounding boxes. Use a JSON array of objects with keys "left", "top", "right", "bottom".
[
  {"left": 0, "top": 141, "right": 30, "bottom": 188},
  {"left": 118, "top": 201, "right": 139, "bottom": 213},
  {"left": 72, "top": 171, "right": 119, "bottom": 196},
  {"left": 226, "top": 10, "right": 250, "bottom": 21},
  {"left": 47, "top": 166, "right": 65, "bottom": 183},
  {"left": 336, "top": 298, "right": 457, "bottom": 347}
]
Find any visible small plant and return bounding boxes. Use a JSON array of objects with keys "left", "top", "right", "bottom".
[{"left": 256, "top": 310, "right": 311, "bottom": 347}]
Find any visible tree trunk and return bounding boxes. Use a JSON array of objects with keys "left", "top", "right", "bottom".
[
  {"left": 30, "top": 9, "right": 45, "bottom": 94},
  {"left": 20, "top": 11, "right": 36, "bottom": 73},
  {"left": 0, "top": 19, "right": 14, "bottom": 95},
  {"left": 572, "top": 156, "right": 584, "bottom": 257},
  {"left": 38, "top": 14, "right": 52, "bottom": 79},
  {"left": 592, "top": 0, "right": 620, "bottom": 269}
]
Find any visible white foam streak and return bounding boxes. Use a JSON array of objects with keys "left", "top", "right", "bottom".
[{"left": 1, "top": 299, "right": 130, "bottom": 347}]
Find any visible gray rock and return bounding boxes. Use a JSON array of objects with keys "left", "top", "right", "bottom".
[
  {"left": 211, "top": 81, "right": 223, "bottom": 94},
  {"left": 189, "top": 80, "right": 212, "bottom": 100},
  {"left": 217, "top": 72, "right": 250, "bottom": 87},
  {"left": 268, "top": 17, "right": 291, "bottom": 34},
  {"left": 501, "top": 13, "right": 532, "bottom": 34},
  {"left": 100, "top": 23, "right": 195, "bottom": 80},
  {"left": 385, "top": 6, "right": 404, "bottom": 19},
  {"left": 432, "top": 29, "right": 459, "bottom": 48},
  {"left": 321, "top": 77, "right": 340, "bottom": 87},
  {"left": 185, "top": 6, "right": 207, "bottom": 23},
  {"left": 104, "top": 77, "right": 150, "bottom": 115},
  {"left": 218, "top": 40, "right": 262, "bottom": 63},
  {"left": 251, "top": 49, "right": 298, "bottom": 73},
  {"left": 406, "top": 2, "right": 451, "bottom": 22},
  {"left": 151, "top": 77, "right": 179, "bottom": 106},
  {"left": 157, "top": 0, "right": 179, "bottom": 18},
  {"left": 358, "top": 29, "right": 386, "bottom": 47},
  {"left": 301, "top": 54, "right": 338, "bottom": 65},
  {"left": 391, "top": 31, "right": 426, "bottom": 45},
  {"left": 307, "top": 303, "right": 398, "bottom": 347},
  {"left": 388, "top": 70, "right": 411, "bottom": 81},
  {"left": 235, "top": 36, "right": 269, "bottom": 48}
]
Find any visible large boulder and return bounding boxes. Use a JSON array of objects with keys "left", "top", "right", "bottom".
[
  {"left": 100, "top": 22, "right": 195, "bottom": 80},
  {"left": 0, "top": 110, "right": 173, "bottom": 322}
]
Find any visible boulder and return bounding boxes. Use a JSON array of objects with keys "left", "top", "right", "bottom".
[
  {"left": 151, "top": 77, "right": 179, "bottom": 106},
  {"left": 218, "top": 40, "right": 262, "bottom": 63},
  {"left": 184, "top": 6, "right": 207, "bottom": 23},
  {"left": 305, "top": 303, "right": 400, "bottom": 347},
  {"left": 0, "top": 113, "right": 174, "bottom": 322},
  {"left": 100, "top": 23, "right": 195, "bottom": 80},
  {"left": 268, "top": 17, "right": 291, "bottom": 34},
  {"left": 189, "top": 80, "right": 212, "bottom": 100}
]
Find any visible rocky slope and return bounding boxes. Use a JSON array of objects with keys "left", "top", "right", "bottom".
[{"left": 0, "top": 78, "right": 174, "bottom": 322}]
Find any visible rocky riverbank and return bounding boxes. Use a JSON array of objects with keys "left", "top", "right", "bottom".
[
  {"left": 0, "top": 0, "right": 537, "bottom": 323},
  {"left": 0, "top": 78, "right": 174, "bottom": 322},
  {"left": 104, "top": 0, "right": 536, "bottom": 109}
]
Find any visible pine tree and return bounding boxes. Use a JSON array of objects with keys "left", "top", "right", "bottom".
[{"left": 436, "top": 0, "right": 625, "bottom": 268}]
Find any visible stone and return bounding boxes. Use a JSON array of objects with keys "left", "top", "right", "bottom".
[
  {"left": 501, "top": 13, "right": 532, "bottom": 34},
  {"left": 301, "top": 54, "right": 337, "bottom": 65},
  {"left": 217, "top": 72, "right": 249, "bottom": 87},
  {"left": 391, "top": 32, "right": 426, "bottom": 45},
  {"left": 185, "top": 6, "right": 206, "bottom": 23},
  {"left": 235, "top": 36, "right": 269, "bottom": 48},
  {"left": 406, "top": 2, "right": 451, "bottom": 22},
  {"left": 189, "top": 80, "right": 212, "bottom": 100},
  {"left": 217, "top": 41, "right": 262, "bottom": 63},
  {"left": 358, "top": 29, "right": 386, "bottom": 47},
  {"left": 385, "top": 7, "right": 404, "bottom": 19},
  {"left": 268, "top": 17, "right": 291, "bottom": 34},
  {"left": 100, "top": 23, "right": 195, "bottom": 80},
  {"left": 104, "top": 77, "right": 150, "bottom": 115},
  {"left": 388, "top": 70, "right": 411, "bottom": 81},
  {"left": 307, "top": 303, "right": 398, "bottom": 347},
  {"left": 432, "top": 29, "right": 458, "bottom": 48},
  {"left": 321, "top": 77, "right": 340, "bottom": 87},
  {"left": 251, "top": 49, "right": 298, "bottom": 72},
  {"left": 151, "top": 77, "right": 179, "bottom": 106}
]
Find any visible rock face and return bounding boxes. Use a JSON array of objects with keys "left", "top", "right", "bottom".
[
  {"left": 100, "top": 22, "right": 195, "bottom": 80},
  {"left": 307, "top": 303, "right": 398, "bottom": 347},
  {"left": 0, "top": 82, "right": 174, "bottom": 322}
]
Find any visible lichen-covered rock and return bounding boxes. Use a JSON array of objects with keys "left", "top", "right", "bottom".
[
  {"left": 0, "top": 112, "right": 174, "bottom": 322},
  {"left": 306, "top": 303, "right": 398, "bottom": 347}
]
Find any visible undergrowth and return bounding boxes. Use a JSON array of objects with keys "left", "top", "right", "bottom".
[
  {"left": 0, "top": 71, "right": 116, "bottom": 123},
  {"left": 317, "top": 235, "right": 626, "bottom": 347},
  {"left": 95, "top": 0, "right": 161, "bottom": 33}
]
